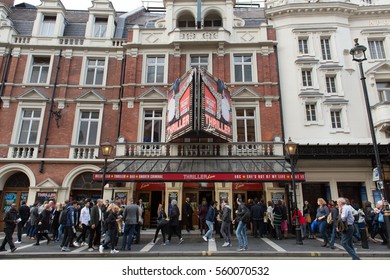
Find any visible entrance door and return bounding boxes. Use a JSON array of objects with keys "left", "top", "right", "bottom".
[
  {"left": 0, "top": 172, "right": 30, "bottom": 231},
  {"left": 150, "top": 191, "right": 163, "bottom": 228},
  {"left": 199, "top": 190, "right": 213, "bottom": 206},
  {"left": 302, "top": 182, "right": 329, "bottom": 210}
]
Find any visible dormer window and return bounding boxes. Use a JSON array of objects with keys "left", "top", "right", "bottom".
[
  {"left": 204, "top": 13, "right": 222, "bottom": 28},
  {"left": 177, "top": 13, "right": 195, "bottom": 28},
  {"left": 93, "top": 17, "right": 108, "bottom": 38},
  {"left": 40, "top": 15, "right": 56, "bottom": 36}
]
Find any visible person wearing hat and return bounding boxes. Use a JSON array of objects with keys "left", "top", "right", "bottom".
[{"left": 0, "top": 203, "right": 19, "bottom": 252}]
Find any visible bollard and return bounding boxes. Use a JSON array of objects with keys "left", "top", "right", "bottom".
[{"left": 359, "top": 227, "right": 369, "bottom": 249}]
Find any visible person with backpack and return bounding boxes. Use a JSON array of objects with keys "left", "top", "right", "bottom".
[
  {"left": 234, "top": 198, "right": 250, "bottom": 251},
  {"left": 203, "top": 201, "right": 217, "bottom": 242},
  {"left": 221, "top": 199, "right": 232, "bottom": 247}
]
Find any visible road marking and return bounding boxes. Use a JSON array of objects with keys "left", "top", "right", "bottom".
[
  {"left": 208, "top": 239, "right": 217, "bottom": 252},
  {"left": 0, "top": 240, "right": 48, "bottom": 253},
  {"left": 70, "top": 245, "right": 89, "bottom": 253},
  {"left": 316, "top": 238, "right": 344, "bottom": 250},
  {"left": 140, "top": 238, "right": 158, "bottom": 252},
  {"left": 262, "top": 238, "right": 287, "bottom": 252}
]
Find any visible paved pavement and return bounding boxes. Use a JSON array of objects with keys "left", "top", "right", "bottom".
[{"left": 1, "top": 230, "right": 389, "bottom": 259}]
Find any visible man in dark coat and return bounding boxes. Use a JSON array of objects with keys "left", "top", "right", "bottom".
[
  {"left": 167, "top": 199, "right": 184, "bottom": 244},
  {"left": 250, "top": 199, "right": 264, "bottom": 238},
  {"left": 0, "top": 203, "right": 19, "bottom": 252},
  {"left": 88, "top": 199, "right": 103, "bottom": 252},
  {"left": 16, "top": 200, "right": 30, "bottom": 243},
  {"left": 184, "top": 197, "right": 194, "bottom": 232}
]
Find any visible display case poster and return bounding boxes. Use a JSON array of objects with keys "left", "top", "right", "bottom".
[
  {"left": 219, "top": 192, "right": 228, "bottom": 206},
  {"left": 373, "top": 190, "right": 382, "bottom": 206},
  {"left": 3, "top": 192, "right": 17, "bottom": 213},
  {"left": 271, "top": 192, "right": 284, "bottom": 205},
  {"left": 116, "top": 192, "right": 127, "bottom": 206},
  {"left": 36, "top": 192, "right": 57, "bottom": 204}
]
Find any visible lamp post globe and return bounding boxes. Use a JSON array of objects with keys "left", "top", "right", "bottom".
[
  {"left": 285, "top": 137, "right": 303, "bottom": 245},
  {"left": 100, "top": 139, "right": 113, "bottom": 199}
]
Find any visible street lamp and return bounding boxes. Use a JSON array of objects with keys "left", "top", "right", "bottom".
[
  {"left": 350, "top": 38, "right": 389, "bottom": 248},
  {"left": 100, "top": 138, "right": 113, "bottom": 200},
  {"left": 285, "top": 137, "right": 303, "bottom": 245}
]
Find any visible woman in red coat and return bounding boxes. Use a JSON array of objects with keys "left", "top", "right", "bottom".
[{"left": 292, "top": 206, "right": 307, "bottom": 239}]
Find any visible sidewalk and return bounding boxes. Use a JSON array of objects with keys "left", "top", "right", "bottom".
[{"left": 1, "top": 230, "right": 389, "bottom": 259}]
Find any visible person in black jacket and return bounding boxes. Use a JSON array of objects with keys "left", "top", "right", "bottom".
[
  {"left": 251, "top": 198, "right": 264, "bottom": 238},
  {"left": 167, "top": 199, "right": 184, "bottom": 244},
  {"left": 234, "top": 198, "right": 250, "bottom": 251},
  {"left": 34, "top": 203, "right": 51, "bottom": 246},
  {"left": 0, "top": 203, "right": 19, "bottom": 252},
  {"left": 16, "top": 200, "right": 30, "bottom": 243},
  {"left": 184, "top": 197, "right": 194, "bottom": 232}
]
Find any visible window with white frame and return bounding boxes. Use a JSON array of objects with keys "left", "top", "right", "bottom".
[
  {"left": 85, "top": 58, "right": 105, "bottom": 85},
  {"left": 77, "top": 111, "right": 99, "bottom": 145},
  {"left": 305, "top": 103, "right": 317, "bottom": 122},
  {"left": 320, "top": 37, "right": 332, "bottom": 60},
  {"left": 30, "top": 57, "right": 50, "bottom": 84},
  {"left": 143, "top": 109, "right": 163, "bottom": 142},
  {"left": 377, "top": 82, "right": 390, "bottom": 102},
  {"left": 326, "top": 75, "right": 337, "bottom": 94},
  {"left": 330, "top": 109, "right": 342, "bottom": 129},
  {"left": 190, "top": 55, "right": 209, "bottom": 70},
  {"left": 40, "top": 15, "right": 56, "bottom": 36},
  {"left": 235, "top": 108, "right": 256, "bottom": 142},
  {"left": 93, "top": 17, "right": 108, "bottom": 38},
  {"left": 146, "top": 56, "right": 165, "bottom": 83},
  {"left": 368, "top": 40, "right": 386, "bottom": 60},
  {"left": 18, "top": 108, "right": 41, "bottom": 144},
  {"left": 302, "top": 69, "right": 313, "bottom": 87},
  {"left": 234, "top": 55, "right": 252, "bottom": 82},
  {"left": 298, "top": 38, "right": 309, "bottom": 55}
]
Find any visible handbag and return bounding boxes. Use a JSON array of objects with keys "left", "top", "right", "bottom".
[
  {"left": 305, "top": 214, "right": 312, "bottom": 224},
  {"left": 157, "top": 218, "right": 168, "bottom": 227}
]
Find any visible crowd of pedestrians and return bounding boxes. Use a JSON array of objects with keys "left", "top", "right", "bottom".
[{"left": 1, "top": 194, "right": 388, "bottom": 259}]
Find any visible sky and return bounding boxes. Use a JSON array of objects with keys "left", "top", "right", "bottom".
[{"left": 14, "top": 0, "right": 152, "bottom": 12}]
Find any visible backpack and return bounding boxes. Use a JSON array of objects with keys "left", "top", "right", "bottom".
[
  {"left": 326, "top": 212, "right": 333, "bottom": 224},
  {"left": 60, "top": 207, "right": 69, "bottom": 225}
]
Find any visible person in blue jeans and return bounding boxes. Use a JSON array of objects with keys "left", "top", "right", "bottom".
[
  {"left": 203, "top": 201, "right": 216, "bottom": 242},
  {"left": 337, "top": 197, "right": 360, "bottom": 260},
  {"left": 234, "top": 198, "right": 250, "bottom": 251},
  {"left": 316, "top": 198, "right": 329, "bottom": 247}
]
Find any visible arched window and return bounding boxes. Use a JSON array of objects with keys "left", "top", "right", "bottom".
[
  {"left": 177, "top": 12, "right": 195, "bottom": 28},
  {"left": 204, "top": 13, "right": 222, "bottom": 28},
  {"left": 72, "top": 172, "right": 100, "bottom": 190},
  {"left": 5, "top": 172, "right": 30, "bottom": 188}
]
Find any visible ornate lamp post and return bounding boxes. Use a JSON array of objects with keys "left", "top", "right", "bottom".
[
  {"left": 350, "top": 38, "right": 389, "bottom": 248},
  {"left": 285, "top": 137, "right": 303, "bottom": 245},
  {"left": 100, "top": 139, "right": 113, "bottom": 199}
]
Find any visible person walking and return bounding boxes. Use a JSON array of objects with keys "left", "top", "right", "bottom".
[
  {"left": 184, "top": 197, "right": 194, "bottom": 232},
  {"left": 234, "top": 198, "right": 250, "bottom": 251},
  {"left": 88, "top": 199, "right": 103, "bottom": 252},
  {"left": 266, "top": 201, "right": 274, "bottom": 238},
  {"left": 51, "top": 202, "right": 61, "bottom": 241},
  {"left": 34, "top": 203, "right": 51, "bottom": 246},
  {"left": 99, "top": 204, "right": 120, "bottom": 254},
  {"left": 60, "top": 200, "right": 76, "bottom": 252},
  {"left": 27, "top": 201, "right": 39, "bottom": 240},
  {"left": 153, "top": 203, "right": 168, "bottom": 245},
  {"left": 221, "top": 199, "right": 232, "bottom": 247},
  {"left": 250, "top": 199, "right": 264, "bottom": 238},
  {"left": 273, "top": 200, "right": 283, "bottom": 240},
  {"left": 328, "top": 201, "right": 339, "bottom": 249},
  {"left": 337, "top": 197, "right": 360, "bottom": 260},
  {"left": 15, "top": 200, "right": 30, "bottom": 244},
  {"left": 139, "top": 199, "right": 146, "bottom": 230},
  {"left": 315, "top": 198, "right": 330, "bottom": 247},
  {"left": 0, "top": 203, "right": 19, "bottom": 253},
  {"left": 371, "top": 200, "right": 388, "bottom": 245},
  {"left": 121, "top": 198, "right": 139, "bottom": 251},
  {"left": 197, "top": 200, "right": 208, "bottom": 235},
  {"left": 203, "top": 201, "right": 216, "bottom": 242},
  {"left": 167, "top": 199, "right": 184, "bottom": 244},
  {"left": 75, "top": 200, "right": 90, "bottom": 246}
]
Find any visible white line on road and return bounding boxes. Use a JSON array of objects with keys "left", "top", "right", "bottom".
[
  {"left": 70, "top": 245, "right": 89, "bottom": 253},
  {"left": 262, "top": 238, "right": 287, "bottom": 252},
  {"left": 208, "top": 239, "right": 217, "bottom": 252},
  {"left": 316, "top": 238, "right": 344, "bottom": 250},
  {"left": 140, "top": 238, "right": 159, "bottom": 252}
]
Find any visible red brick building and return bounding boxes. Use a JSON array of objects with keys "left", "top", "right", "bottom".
[{"left": 0, "top": 0, "right": 299, "bottom": 229}]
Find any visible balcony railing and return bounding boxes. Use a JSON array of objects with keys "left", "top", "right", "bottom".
[
  {"left": 116, "top": 142, "right": 284, "bottom": 158},
  {"left": 70, "top": 146, "right": 99, "bottom": 159},
  {"left": 9, "top": 145, "right": 39, "bottom": 159}
]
